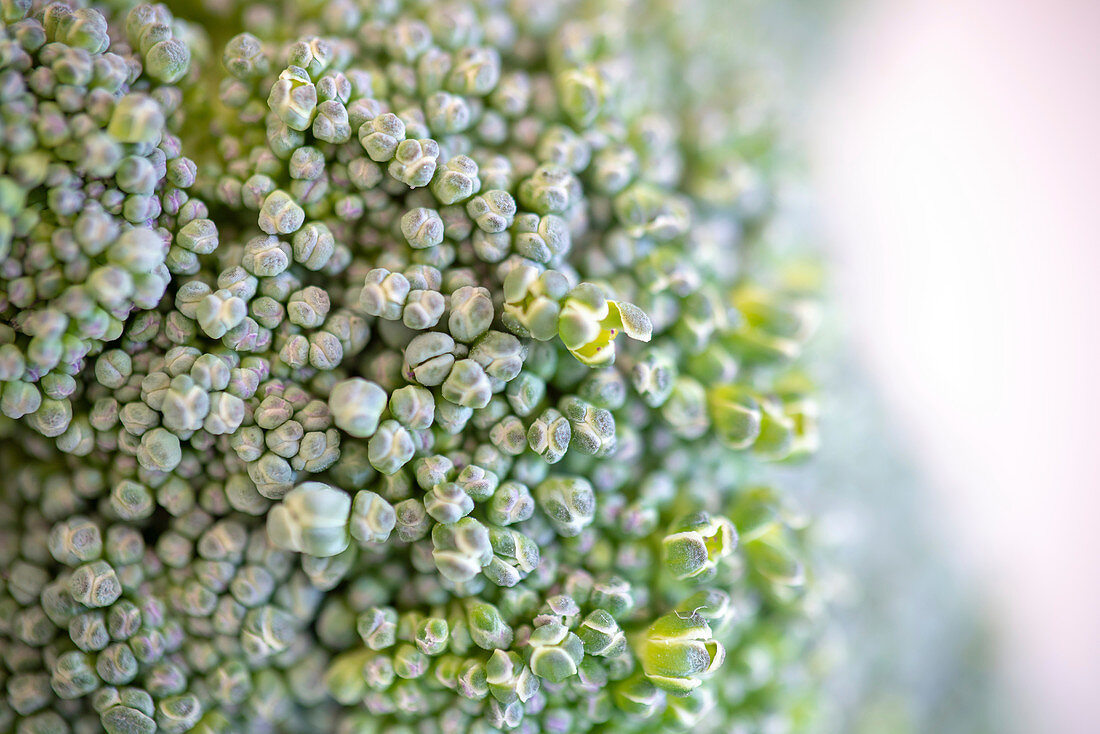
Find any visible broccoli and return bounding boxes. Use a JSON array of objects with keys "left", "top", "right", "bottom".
[{"left": 0, "top": 1, "right": 822, "bottom": 732}]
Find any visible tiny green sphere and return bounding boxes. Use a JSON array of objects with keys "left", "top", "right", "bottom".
[
  {"left": 328, "top": 377, "right": 387, "bottom": 438},
  {"left": 108, "top": 94, "right": 165, "bottom": 145},
  {"left": 155, "top": 693, "right": 203, "bottom": 733},
  {"left": 28, "top": 397, "right": 73, "bottom": 438},
  {"left": 102, "top": 705, "right": 157, "bottom": 734},
  {"left": 258, "top": 190, "right": 305, "bottom": 235},
  {"left": 138, "top": 427, "right": 182, "bottom": 472},
  {"left": 145, "top": 38, "right": 190, "bottom": 83},
  {"left": 707, "top": 384, "right": 764, "bottom": 449},
  {"left": 95, "top": 350, "right": 132, "bottom": 389},
  {"left": 267, "top": 481, "right": 351, "bottom": 557},
  {"left": 69, "top": 560, "right": 122, "bottom": 608},
  {"left": 110, "top": 479, "right": 155, "bottom": 521},
  {"left": 401, "top": 207, "right": 445, "bottom": 249},
  {"left": 442, "top": 359, "right": 492, "bottom": 409}
]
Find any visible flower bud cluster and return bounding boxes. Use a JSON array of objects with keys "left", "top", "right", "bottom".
[{"left": 0, "top": 1, "right": 824, "bottom": 733}]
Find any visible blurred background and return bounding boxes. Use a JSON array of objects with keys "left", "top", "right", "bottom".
[{"left": 809, "top": 0, "right": 1100, "bottom": 733}]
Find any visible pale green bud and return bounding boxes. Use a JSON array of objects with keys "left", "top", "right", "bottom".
[
  {"left": 432, "top": 517, "right": 493, "bottom": 582},
  {"left": 267, "top": 482, "right": 351, "bottom": 557},
  {"left": 535, "top": 476, "right": 595, "bottom": 537},
  {"left": 527, "top": 407, "right": 571, "bottom": 464},
  {"left": 329, "top": 378, "right": 387, "bottom": 437},
  {"left": 401, "top": 207, "right": 445, "bottom": 249},
  {"left": 268, "top": 66, "right": 317, "bottom": 131},
  {"left": 442, "top": 359, "right": 492, "bottom": 409},
  {"left": 368, "top": 419, "right": 415, "bottom": 474},
  {"left": 636, "top": 611, "right": 725, "bottom": 696},
  {"left": 528, "top": 622, "right": 584, "bottom": 682},
  {"left": 349, "top": 491, "right": 395, "bottom": 545}
]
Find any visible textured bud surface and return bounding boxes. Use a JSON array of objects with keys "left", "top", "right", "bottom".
[{"left": 0, "top": 1, "right": 824, "bottom": 733}]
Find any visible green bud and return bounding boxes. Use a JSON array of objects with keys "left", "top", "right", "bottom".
[
  {"left": 661, "top": 377, "right": 711, "bottom": 439},
  {"left": 469, "top": 330, "right": 524, "bottom": 390},
  {"left": 448, "top": 285, "right": 494, "bottom": 342},
  {"left": 389, "top": 137, "right": 440, "bottom": 188},
  {"left": 258, "top": 190, "right": 304, "bottom": 235},
  {"left": 96, "top": 642, "right": 139, "bottom": 685},
  {"left": 527, "top": 408, "right": 571, "bottom": 463},
  {"left": 425, "top": 482, "right": 474, "bottom": 524},
  {"left": 431, "top": 155, "right": 480, "bottom": 205},
  {"left": 415, "top": 617, "right": 450, "bottom": 656},
  {"left": 268, "top": 66, "right": 317, "bottom": 131},
  {"left": 403, "top": 288, "right": 446, "bottom": 330},
  {"left": 432, "top": 517, "right": 493, "bottom": 582},
  {"left": 241, "top": 605, "right": 296, "bottom": 658},
  {"left": 48, "top": 517, "right": 102, "bottom": 565},
  {"left": 662, "top": 512, "right": 738, "bottom": 581},
  {"left": 577, "top": 609, "right": 627, "bottom": 657},
  {"left": 518, "top": 164, "right": 579, "bottom": 215},
  {"left": 484, "top": 525, "right": 539, "bottom": 587},
  {"left": 155, "top": 693, "right": 203, "bottom": 733},
  {"left": 636, "top": 611, "right": 725, "bottom": 696},
  {"left": 528, "top": 622, "right": 584, "bottom": 682},
  {"left": 707, "top": 384, "right": 763, "bottom": 449},
  {"left": 69, "top": 611, "right": 110, "bottom": 652},
  {"left": 465, "top": 600, "right": 513, "bottom": 650},
  {"left": 358, "top": 606, "right": 398, "bottom": 650},
  {"left": 108, "top": 94, "right": 164, "bottom": 144},
  {"left": 69, "top": 560, "right": 121, "bottom": 607},
  {"left": 401, "top": 206, "right": 445, "bottom": 249},
  {"left": 502, "top": 265, "right": 569, "bottom": 341},
  {"left": 485, "top": 649, "right": 539, "bottom": 707},
  {"left": 350, "top": 491, "right": 395, "bottom": 545},
  {"left": 467, "top": 189, "right": 516, "bottom": 234},
  {"left": 559, "top": 395, "right": 616, "bottom": 456},
  {"left": 535, "top": 476, "right": 595, "bottom": 537},
  {"left": 752, "top": 394, "right": 798, "bottom": 461},
  {"left": 368, "top": 419, "right": 415, "bottom": 475},
  {"left": 434, "top": 398, "right": 473, "bottom": 434},
  {"left": 394, "top": 499, "right": 431, "bottom": 543},
  {"left": 455, "top": 658, "right": 489, "bottom": 700},
  {"left": 512, "top": 212, "right": 570, "bottom": 264},
  {"left": 51, "top": 650, "right": 99, "bottom": 699},
  {"left": 442, "top": 359, "right": 492, "bottom": 409},
  {"left": 487, "top": 481, "right": 535, "bottom": 525},
  {"left": 359, "top": 267, "right": 410, "bottom": 319},
  {"left": 394, "top": 643, "right": 428, "bottom": 679},
  {"left": 359, "top": 112, "right": 406, "bottom": 161},
  {"left": 404, "top": 333, "right": 455, "bottom": 388},
  {"left": 329, "top": 378, "right": 387, "bottom": 437},
  {"left": 325, "top": 649, "right": 372, "bottom": 704},
  {"left": 138, "top": 427, "right": 181, "bottom": 472},
  {"left": 557, "top": 65, "right": 606, "bottom": 126},
  {"left": 110, "top": 479, "right": 155, "bottom": 521},
  {"left": 449, "top": 46, "right": 500, "bottom": 95},
  {"left": 102, "top": 705, "right": 157, "bottom": 734},
  {"left": 223, "top": 33, "right": 268, "bottom": 79},
  {"left": 559, "top": 284, "right": 652, "bottom": 367},
  {"left": 313, "top": 99, "right": 352, "bottom": 143},
  {"left": 389, "top": 384, "right": 435, "bottom": 429},
  {"left": 287, "top": 286, "right": 330, "bottom": 328},
  {"left": 455, "top": 463, "right": 499, "bottom": 502},
  {"left": 267, "top": 482, "right": 351, "bottom": 557},
  {"left": 613, "top": 675, "right": 665, "bottom": 718}
]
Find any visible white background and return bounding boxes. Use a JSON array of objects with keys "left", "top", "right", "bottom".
[{"left": 810, "top": 0, "right": 1100, "bottom": 731}]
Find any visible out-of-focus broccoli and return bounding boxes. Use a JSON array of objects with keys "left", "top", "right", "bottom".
[{"left": 0, "top": 1, "right": 823, "bottom": 732}]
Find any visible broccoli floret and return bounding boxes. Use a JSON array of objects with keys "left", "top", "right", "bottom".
[{"left": 0, "top": 1, "right": 822, "bottom": 733}]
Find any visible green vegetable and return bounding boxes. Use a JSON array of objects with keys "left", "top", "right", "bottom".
[{"left": 0, "top": 1, "right": 822, "bottom": 732}]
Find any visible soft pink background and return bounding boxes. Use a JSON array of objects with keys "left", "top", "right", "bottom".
[{"left": 810, "top": 1, "right": 1100, "bottom": 731}]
